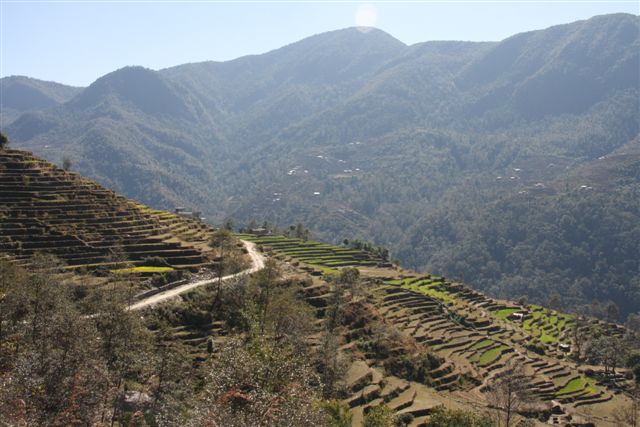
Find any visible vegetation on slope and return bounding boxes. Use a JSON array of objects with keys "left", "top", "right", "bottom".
[{"left": 3, "top": 15, "right": 638, "bottom": 319}]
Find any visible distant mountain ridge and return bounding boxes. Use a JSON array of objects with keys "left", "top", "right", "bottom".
[
  {"left": 0, "top": 76, "right": 82, "bottom": 127},
  {"left": 2, "top": 13, "right": 639, "bottom": 317}
]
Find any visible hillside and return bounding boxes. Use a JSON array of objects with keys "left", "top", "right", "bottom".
[
  {"left": 0, "top": 76, "right": 82, "bottom": 127},
  {"left": 2, "top": 13, "right": 639, "bottom": 317},
  {"left": 0, "top": 149, "right": 638, "bottom": 425},
  {"left": 0, "top": 148, "right": 223, "bottom": 275},
  {"left": 239, "top": 234, "right": 638, "bottom": 425}
]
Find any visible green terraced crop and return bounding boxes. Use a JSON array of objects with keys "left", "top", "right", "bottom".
[
  {"left": 557, "top": 377, "right": 586, "bottom": 395},
  {"left": 112, "top": 266, "right": 175, "bottom": 274},
  {"left": 405, "top": 282, "right": 454, "bottom": 304},
  {"left": 539, "top": 331, "right": 557, "bottom": 344},
  {"left": 478, "top": 345, "right": 509, "bottom": 366},
  {"left": 471, "top": 339, "right": 494, "bottom": 351},
  {"left": 494, "top": 308, "right": 521, "bottom": 319}
]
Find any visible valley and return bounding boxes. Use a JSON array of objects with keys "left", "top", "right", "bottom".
[
  {"left": 2, "top": 13, "right": 638, "bottom": 319},
  {"left": 1, "top": 148, "right": 638, "bottom": 426},
  {"left": 1, "top": 9, "right": 639, "bottom": 426}
]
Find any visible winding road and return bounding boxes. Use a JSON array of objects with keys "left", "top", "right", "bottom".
[{"left": 127, "top": 240, "right": 265, "bottom": 311}]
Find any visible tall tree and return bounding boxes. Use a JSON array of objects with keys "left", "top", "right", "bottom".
[
  {"left": 488, "top": 362, "right": 533, "bottom": 427},
  {"left": 0, "top": 132, "right": 8, "bottom": 150}
]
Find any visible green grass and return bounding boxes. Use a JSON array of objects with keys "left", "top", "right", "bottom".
[
  {"left": 112, "top": 266, "right": 175, "bottom": 274},
  {"left": 539, "top": 331, "right": 558, "bottom": 344},
  {"left": 478, "top": 345, "right": 509, "bottom": 366},
  {"left": 584, "top": 378, "right": 599, "bottom": 396},
  {"left": 387, "top": 277, "right": 419, "bottom": 285},
  {"left": 494, "top": 308, "right": 521, "bottom": 319},
  {"left": 556, "top": 377, "right": 586, "bottom": 396},
  {"left": 245, "top": 234, "right": 381, "bottom": 271},
  {"left": 405, "top": 282, "right": 454, "bottom": 304},
  {"left": 471, "top": 339, "right": 493, "bottom": 351},
  {"left": 512, "top": 306, "right": 576, "bottom": 346}
]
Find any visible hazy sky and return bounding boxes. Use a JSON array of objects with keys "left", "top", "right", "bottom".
[{"left": 1, "top": 1, "right": 638, "bottom": 87}]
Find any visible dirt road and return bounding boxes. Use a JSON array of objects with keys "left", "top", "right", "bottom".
[{"left": 127, "top": 240, "right": 264, "bottom": 311}]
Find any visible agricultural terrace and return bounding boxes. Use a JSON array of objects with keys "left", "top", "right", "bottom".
[
  {"left": 0, "top": 149, "right": 221, "bottom": 276},
  {"left": 237, "top": 234, "right": 389, "bottom": 274},
  {"left": 377, "top": 275, "right": 619, "bottom": 406}
]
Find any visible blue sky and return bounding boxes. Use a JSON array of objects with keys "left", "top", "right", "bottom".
[{"left": 1, "top": 1, "right": 638, "bottom": 87}]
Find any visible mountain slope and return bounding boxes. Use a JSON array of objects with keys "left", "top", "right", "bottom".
[
  {"left": 2, "top": 13, "right": 639, "bottom": 317},
  {"left": 0, "top": 148, "right": 218, "bottom": 272},
  {"left": 0, "top": 76, "right": 82, "bottom": 126}
]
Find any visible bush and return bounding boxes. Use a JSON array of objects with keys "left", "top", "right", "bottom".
[
  {"left": 322, "top": 400, "right": 352, "bottom": 427},
  {"left": 142, "top": 256, "right": 169, "bottom": 267},
  {"left": 526, "top": 342, "right": 546, "bottom": 355},
  {"left": 384, "top": 351, "right": 441, "bottom": 384},
  {"left": 363, "top": 405, "right": 396, "bottom": 427},
  {"left": 426, "top": 405, "right": 493, "bottom": 426},
  {"left": 0, "top": 132, "right": 8, "bottom": 149},
  {"left": 626, "top": 351, "right": 640, "bottom": 368}
]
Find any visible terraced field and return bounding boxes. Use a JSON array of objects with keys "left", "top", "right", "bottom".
[
  {"left": 228, "top": 237, "right": 631, "bottom": 420},
  {"left": 238, "top": 234, "right": 390, "bottom": 273},
  {"left": 3, "top": 149, "right": 634, "bottom": 425},
  {"left": 0, "top": 149, "right": 217, "bottom": 273},
  {"left": 371, "top": 279, "right": 616, "bottom": 409}
]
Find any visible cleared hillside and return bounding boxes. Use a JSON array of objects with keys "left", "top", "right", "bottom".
[{"left": 0, "top": 149, "right": 219, "bottom": 273}]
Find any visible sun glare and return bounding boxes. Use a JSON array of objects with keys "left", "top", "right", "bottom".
[{"left": 355, "top": 4, "right": 378, "bottom": 31}]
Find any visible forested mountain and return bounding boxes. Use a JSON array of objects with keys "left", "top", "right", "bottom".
[
  {"left": 0, "top": 76, "right": 82, "bottom": 126},
  {"left": 2, "top": 13, "right": 639, "bottom": 317}
]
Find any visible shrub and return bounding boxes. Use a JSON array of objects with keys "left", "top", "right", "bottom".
[
  {"left": 426, "top": 405, "right": 493, "bottom": 427},
  {"left": 142, "top": 256, "right": 169, "bottom": 267},
  {"left": 363, "top": 405, "right": 396, "bottom": 427},
  {"left": 384, "top": 351, "right": 441, "bottom": 384},
  {"left": 526, "top": 342, "right": 546, "bottom": 355},
  {"left": 0, "top": 132, "right": 8, "bottom": 149},
  {"left": 626, "top": 351, "right": 640, "bottom": 368},
  {"left": 322, "top": 400, "right": 352, "bottom": 427}
]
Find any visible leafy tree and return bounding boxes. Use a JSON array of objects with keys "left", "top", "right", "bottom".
[
  {"left": 223, "top": 217, "right": 235, "bottom": 231},
  {"left": 547, "top": 292, "right": 562, "bottom": 311},
  {"left": 62, "top": 156, "right": 73, "bottom": 171},
  {"left": 185, "top": 337, "right": 324, "bottom": 427},
  {"left": 0, "top": 132, "right": 8, "bottom": 149},
  {"left": 606, "top": 301, "right": 620, "bottom": 323},
  {"left": 586, "top": 335, "right": 628, "bottom": 375},
  {"left": 0, "top": 254, "right": 152, "bottom": 425},
  {"left": 571, "top": 314, "right": 591, "bottom": 363},
  {"left": 363, "top": 405, "right": 396, "bottom": 427},
  {"left": 322, "top": 400, "right": 353, "bottom": 427}
]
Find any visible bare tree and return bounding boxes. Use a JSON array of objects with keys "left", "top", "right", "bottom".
[
  {"left": 630, "top": 386, "right": 640, "bottom": 427},
  {"left": 571, "top": 314, "right": 590, "bottom": 363},
  {"left": 255, "top": 258, "right": 280, "bottom": 334},
  {"left": 209, "top": 228, "right": 235, "bottom": 302},
  {"left": 488, "top": 362, "right": 533, "bottom": 427},
  {"left": 615, "top": 385, "right": 640, "bottom": 427}
]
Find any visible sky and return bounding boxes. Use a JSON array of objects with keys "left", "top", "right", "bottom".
[{"left": 1, "top": 1, "right": 638, "bottom": 87}]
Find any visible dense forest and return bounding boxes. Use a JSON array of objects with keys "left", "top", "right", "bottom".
[{"left": 2, "top": 13, "right": 639, "bottom": 318}]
